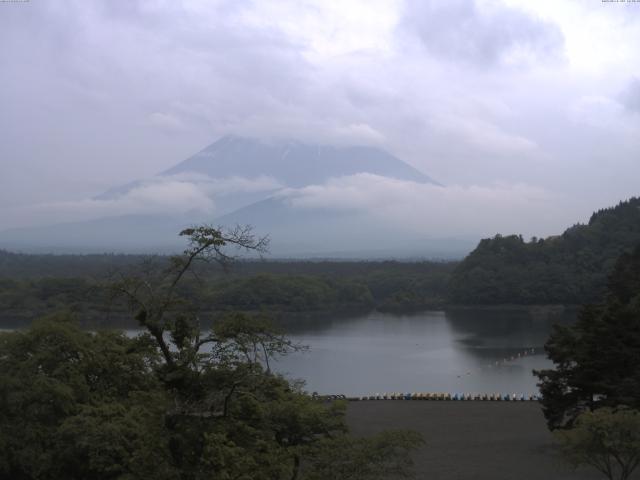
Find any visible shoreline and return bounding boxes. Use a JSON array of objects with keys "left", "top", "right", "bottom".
[{"left": 0, "top": 303, "right": 579, "bottom": 330}]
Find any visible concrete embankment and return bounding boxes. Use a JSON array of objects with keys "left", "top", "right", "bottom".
[{"left": 346, "top": 401, "right": 604, "bottom": 480}]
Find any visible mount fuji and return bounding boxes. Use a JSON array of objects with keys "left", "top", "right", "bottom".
[{"left": 0, "top": 136, "right": 474, "bottom": 258}]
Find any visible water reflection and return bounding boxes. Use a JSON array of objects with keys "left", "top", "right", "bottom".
[{"left": 272, "top": 308, "right": 576, "bottom": 396}]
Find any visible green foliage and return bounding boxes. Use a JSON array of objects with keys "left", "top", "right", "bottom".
[
  {"left": 0, "top": 316, "right": 422, "bottom": 480},
  {"left": 206, "top": 274, "right": 375, "bottom": 312},
  {"left": 0, "top": 314, "right": 171, "bottom": 480},
  {"left": 535, "top": 244, "right": 640, "bottom": 429},
  {"left": 555, "top": 407, "right": 640, "bottom": 480},
  {"left": 0, "top": 226, "right": 423, "bottom": 479},
  {"left": 450, "top": 197, "right": 640, "bottom": 305},
  {"left": 0, "top": 258, "right": 454, "bottom": 327},
  {"left": 0, "top": 250, "right": 146, "bottom": 278}
]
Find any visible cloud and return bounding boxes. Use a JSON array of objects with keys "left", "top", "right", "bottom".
[
  {"left": 430, "top": 114, "right": 538, "bottom": 154},
  {"left": 569, "top": 95, "right": 626, "bottom": 129},
  {"left": 125, "top": 173, "right": 283, "bottom": 198},
  {"left": 201, "top": 175, "right": 283, "bottom": 196},
  {"left": 333, "top": 123, "right": 386, "bottom": 144},
  {"left": 621, "top": 77, "right": 640, "bottom": 114},
  {"left": 278, "top": 173, "right": 574, "bottom": 238},
  {"left": 118, "top": 180, "right": 214, "bottom": 213},
  {"left": 0, "top": 0, "right": 639, "bottom": 238},
  {"left": 0, "top": 180, "right": 214, "bottom": 230},
  {"left": 148, "top": 112, "right": 186, "bottom": 131},
  {"left": 401, "top": 0, "right": 565, "bottom": 67},
  {"left": 0, "top": 175, "right": 282, "bottom": 230}
]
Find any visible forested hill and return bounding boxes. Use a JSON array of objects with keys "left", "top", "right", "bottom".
[{"left": 449, "top": 197, "right": 640, "bottom": 305}]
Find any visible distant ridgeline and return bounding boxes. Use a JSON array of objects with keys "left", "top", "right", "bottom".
[{"left": 449, "top": 197, "right": 640, "bottom": 305}]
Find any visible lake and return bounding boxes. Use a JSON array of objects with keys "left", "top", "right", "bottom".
[
  {"left": 272, "top": 307, "right": 575, "bottom": 397},
  {"left": 2, "top": 306, "right": 574, "bottom": 397}
]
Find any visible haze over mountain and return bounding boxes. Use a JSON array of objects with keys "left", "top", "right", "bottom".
[
  {"left": 0, "top": 136, "right": 474, "bottom": 257},
  {"left": 93, "top": 135, "right": 439, "bottom": 221},
  {"left": 2, "top": 1, "right": 639, "bottom": 258},
  {"left": 164, "top": 135, "right": 437, "bottom": 187}
]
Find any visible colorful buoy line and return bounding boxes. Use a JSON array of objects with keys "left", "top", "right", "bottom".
[
  {"left": 456, "top": 347, "right": 540, "bottom": 379},
  {"left": 348, "top": 392, "right": 541, "bottom": 401},
  {"left": 488, "top": 347, "right": 538, "bottom": 367}
]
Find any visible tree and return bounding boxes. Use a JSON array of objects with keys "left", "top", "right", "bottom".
[
  {"left": 110, "top": 224, "right": 271, "bottom": 371},
  {"left": 0, "top": 224, "right": 424, "bottom": 479},
  {"left": 111, "top": 224, "right": 423, "bottom": 479},
  {"left": 449, "top": 197, "right": 640, "bottom": 305},
  {"left": 555, "top": 407, "right": 640, "bottom": 480},
  {"left": 0, "top": 313, "right": 175, "bottom": 480},
  {"left": 535, "top": 244, "right": 640, "bottom": 429}
]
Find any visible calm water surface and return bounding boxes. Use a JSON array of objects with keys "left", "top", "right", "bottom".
[
  {"left": 7, "top": 307, "right": 571, "bottom": 397},
  {"left": 272, "top": 308, "right": 574, "bottom": 396}
]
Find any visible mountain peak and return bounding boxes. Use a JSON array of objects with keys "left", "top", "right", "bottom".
[{"left": 162, "top": 135, "right": 438, "bottom": 187}]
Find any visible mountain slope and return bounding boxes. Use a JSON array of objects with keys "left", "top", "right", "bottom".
[
  {"left": 0, "top": 136, "right": 447, "bottom": 256},
  {"left": 448, "top": 197, "right": 640, "bottom": 305},
  {"left": 213, "top": 195, "right": 476, "bottom": 258},
  {"left": 163, "top": 135, "right": 438, "bottom": 187}
]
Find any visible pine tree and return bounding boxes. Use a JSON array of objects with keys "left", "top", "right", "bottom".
[{"left": 536, "top": 244, "right": 640, "bottom": 429}]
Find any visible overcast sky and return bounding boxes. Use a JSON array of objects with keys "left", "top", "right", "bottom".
[{"left": 1, "top": 0, "right": 639, "bottom": 238}]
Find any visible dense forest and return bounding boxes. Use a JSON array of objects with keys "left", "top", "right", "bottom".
[
  {"left": 2, "top": 197, "right": 640, "bottom": 327},
  {"left": 0, "top": 253, "right": 454, "bottom": 327},
  {"left": 449, "top": 197, "right": 640, "bottom": 305}
]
